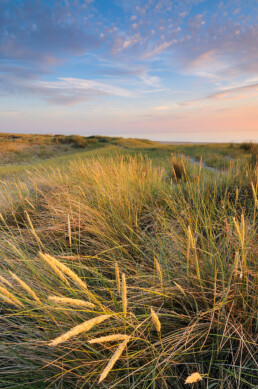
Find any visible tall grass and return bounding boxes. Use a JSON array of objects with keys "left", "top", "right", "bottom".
[{"left": 0, "top": 153, "right": 257, "bottom": 388}]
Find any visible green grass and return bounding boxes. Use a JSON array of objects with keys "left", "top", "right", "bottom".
[{"left": 0, "top": 134, "right": 257, "bottom": 388}]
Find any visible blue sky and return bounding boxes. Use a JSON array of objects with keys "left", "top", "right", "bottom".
[{"left": 0, "top": 0, "right": 257, "bottom": 141}]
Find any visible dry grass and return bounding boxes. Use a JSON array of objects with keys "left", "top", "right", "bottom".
[
  {"left": 48, "top": 295, "right": 95, "bottom": 308},
  {"left": 151, "top": 308, "right": 161, "bottom": 333},
  {"left": 49, "top": 314, "right": 111, "bottom": 346},
  {"left": 0, "top": 150, "right": 257, "bottom": 388},
  {"left": 185, "top": 372, "right": 203, "bottom": 384},
  {"left": 98, "top": 336, "right": 131, "bottom": 383},
  {"left": 122, "top": 273, "right": 127, "bottom": 319}
]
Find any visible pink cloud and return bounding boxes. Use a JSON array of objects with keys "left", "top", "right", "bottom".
[{"left": 179, "top": 83, "right": 258, "bottom": 106}]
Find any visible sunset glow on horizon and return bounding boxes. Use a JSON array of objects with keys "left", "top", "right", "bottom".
[{"left": 0, "top": 0, "right": 257, "bottom": 142}]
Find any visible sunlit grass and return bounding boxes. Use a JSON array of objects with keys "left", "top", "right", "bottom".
[{"left": 0, "top": 141, "right": 257, "bottom": 388}]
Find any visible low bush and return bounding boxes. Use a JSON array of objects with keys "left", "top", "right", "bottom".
[{"left": 240, "top": 142, "right": 256, "bottom": 152}]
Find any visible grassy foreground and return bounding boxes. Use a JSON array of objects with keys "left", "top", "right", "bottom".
[{"left": 0, "top": 135, "right": 257, "bottom": 388}]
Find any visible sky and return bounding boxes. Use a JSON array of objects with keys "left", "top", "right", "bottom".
[{"left": 0, "top": 0, "right": 257, "bottom": 142}]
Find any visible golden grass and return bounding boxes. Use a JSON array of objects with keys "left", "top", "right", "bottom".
[
  {"left": 39, "top": 252, "right": 70, "bottom": 286},
  {"left": 0, "top": 274, "right": 13, "bottom": 288},
  {"left": 0, "top": 285, "right": 24, "bottom": 308},
  {"left": 48, "top": 295, "right": 95, "bottom": 308},
  {"left": 40, "top": 252, "right": 88, "bottom": 290},
  {"left": 0, "top": 292, "right": 15, "bottom": 305},
  {"left": 151, "top": 308, "right": 161, "bottom": 333},
  {"left": 154, "top": 257, "right": 163, "bottom": 286},
  {"left": 184, "top": 372, "right": 202, "bottom": 384},
  {"left": 98, "top": 336, "right": 130, "bottom": 383},
  {"left": 122, "top": 273, "right": 127, "bottom": 319},
  {"left": 174, "top": 282, "right": 186, "bottom": 297},
  {"left": 10, "top": 272, "right": 42, "bottom": 305},
  {"left": 89, "top": 334, "right": 128, "bottom": 344},
  {"left": 0, "top": 149, "right": 256, "bottom": 388},
  {"left": 49, "top": 314, "right": 111, "bottom": 346},
  {"left": 251, "top": 181, "right": 258, "bottom": 207},
  {"left": 115, "top": 262, "right": 121, "bottom": 294}
]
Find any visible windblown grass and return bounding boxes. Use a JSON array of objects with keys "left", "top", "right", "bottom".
[{"left": 0, "top": 148, "right": 257, "bottom": 388}]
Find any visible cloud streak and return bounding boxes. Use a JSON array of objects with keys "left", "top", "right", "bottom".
[
  {"left": 0, "top": 76, "right": 133, "bottom": 105},
  {"left": 179, "top": 83, "right": 258, "bottom": 106}
]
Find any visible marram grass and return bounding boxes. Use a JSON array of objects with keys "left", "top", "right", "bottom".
[
  {"left": 48, "top": 295, "right": 95, "bottom": 308},
  {"left": 40, "top": 252, "right": 88, "bottom": 290},
  {"left": 49, "top": 314, "right": 111, "bottom": 346},
  {"left": 151, "top": 307, "right": 161, "bottom": 333},
  {"left": 98, "top": 336, "right": 130, "bottom": 384},
  {"left": 0, "top": 152, "right": 257, "bottom": 388},
  {"left": 88, "top": 334, "right": 129, "bottom": 344},
  {"left": 185, "top": 372, "right": 203, "bottom": 384},
  {"left": 10, "top": 271, "right": 42, "bottom": 305},
  {"left": 122, "top": 273, "right": 127, "bottom": 319},
  {"left": 0, "top": 284, "right": 24, "bottom": 308}
]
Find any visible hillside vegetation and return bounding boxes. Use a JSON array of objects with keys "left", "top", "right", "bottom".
[{"left": 0, "top": 133, "right": 257, "bottom": 388}]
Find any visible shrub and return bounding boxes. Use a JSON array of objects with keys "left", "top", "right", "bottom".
[
  {"left": 240, "top": 142, "right": 256, "bottom": 152},
  {"left": 53, "top": 135, "right": 87, "bottom": 148},
  {"left": 69, "top": 135, "right": 88, "bottom": 148},
  {"left": 53, "top": 135, "right": 68, "bottom": 144},
  {"left": 87, "top": 138, "right": 97, "bottom": 144}
]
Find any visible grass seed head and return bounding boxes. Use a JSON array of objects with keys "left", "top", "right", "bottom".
[
  {"left": 122, "top": 273, "right": 127, "bottom": 318},
  {"left": 0, "top": 285, "right": 24, "bottom": 308},
  {"left": 251, "top": 181, "right": 258, "bottom": 207},
  {"left": 151, "top": 308, "right": 161, "bottom": 333},
  {"left": 115, "top": 262, "right": 120, "bottom": 294},
  {"left": 10, "top": 272, "right": 42, "bottom": 305},
  {"left": 0, "top": 274, "right": 13, "bottom": 288},
  {"left": 185, "top": 372, "right": 202, "bottom": 384},
  {"left": 48, "top": 296, "right": 95, "bottom": 308},
  {"left": 0, "top": 292, "right": 15, "bottom": 305},
  {"left": 44, "top": 253, "right": 88, "bottom": 291},
  {"left": 39, "top": 252, "right": 70, "bottom": 286},
  {"left": 98, "top": 336, "right": 130, "bottom": 383},
  {"left": 49, "top": 314, "right": 111, "bottom": 346},
  {"left": 174, "top": 282, "right": 186, "bottom": 297},
  {"left": 155, "top": 258, "right": 163, "bottom": 286},
  {"left": 89, "top": 334, "right": 128, "bottom": 344}
]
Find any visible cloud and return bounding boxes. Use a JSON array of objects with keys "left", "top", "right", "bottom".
[
  {"left": 172, "top": 9, "right": 258, "bottom": 80},
  {"left": 107, "top": 1, "right": 258, "bottom": 83},
  {"left": 142, "top": 41, "right": 175, "bottom": 59},
  {"left": 0, "top": 76, "right": 132, "bottom": 105},
  {"left": 123, "top": 41, "right": 132, "bottom": 49},
  {"left": 0, "top": 0, "right": 257, "bottom": 119},
  {"left": 98, "top": 64, "right": 146, "bottom": 77},
  {"left": 180, "top": 83, "right": 258, "bottom": 106},
  {"left": 155, "top": 106, "right": 169, "bottom": 110},
  {"left": 140, "top": 74, "right": 161, "bottom": 88},
  {"left": 208, "top": 83, "right": 258, "bottom": 101},
  {"left": 2, "top": 0, "right": 256, "bottom": 84},
  {"left": 96, "top": 62, "right": 164, "bottom": 91},
  {"left": 0, "top": 0, "right": 101, "bottom": 64}
]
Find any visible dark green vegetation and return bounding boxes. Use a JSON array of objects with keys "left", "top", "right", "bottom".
[{"left": 0, "top": 133, "right": 257, "bottom": 388}]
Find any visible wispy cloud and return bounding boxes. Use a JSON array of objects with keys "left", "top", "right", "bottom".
[
  {"left": 155, "top": 105, "right": 169, "bottom": 110},
  {"left": 179, "top": 83, "right": 258, "bottom": 106},
  {"left": 0, "top": 76, "right": 133, "bottom": 105},
  {"left": 142, "top": 41, "right": 174, "bottom": 59}
]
